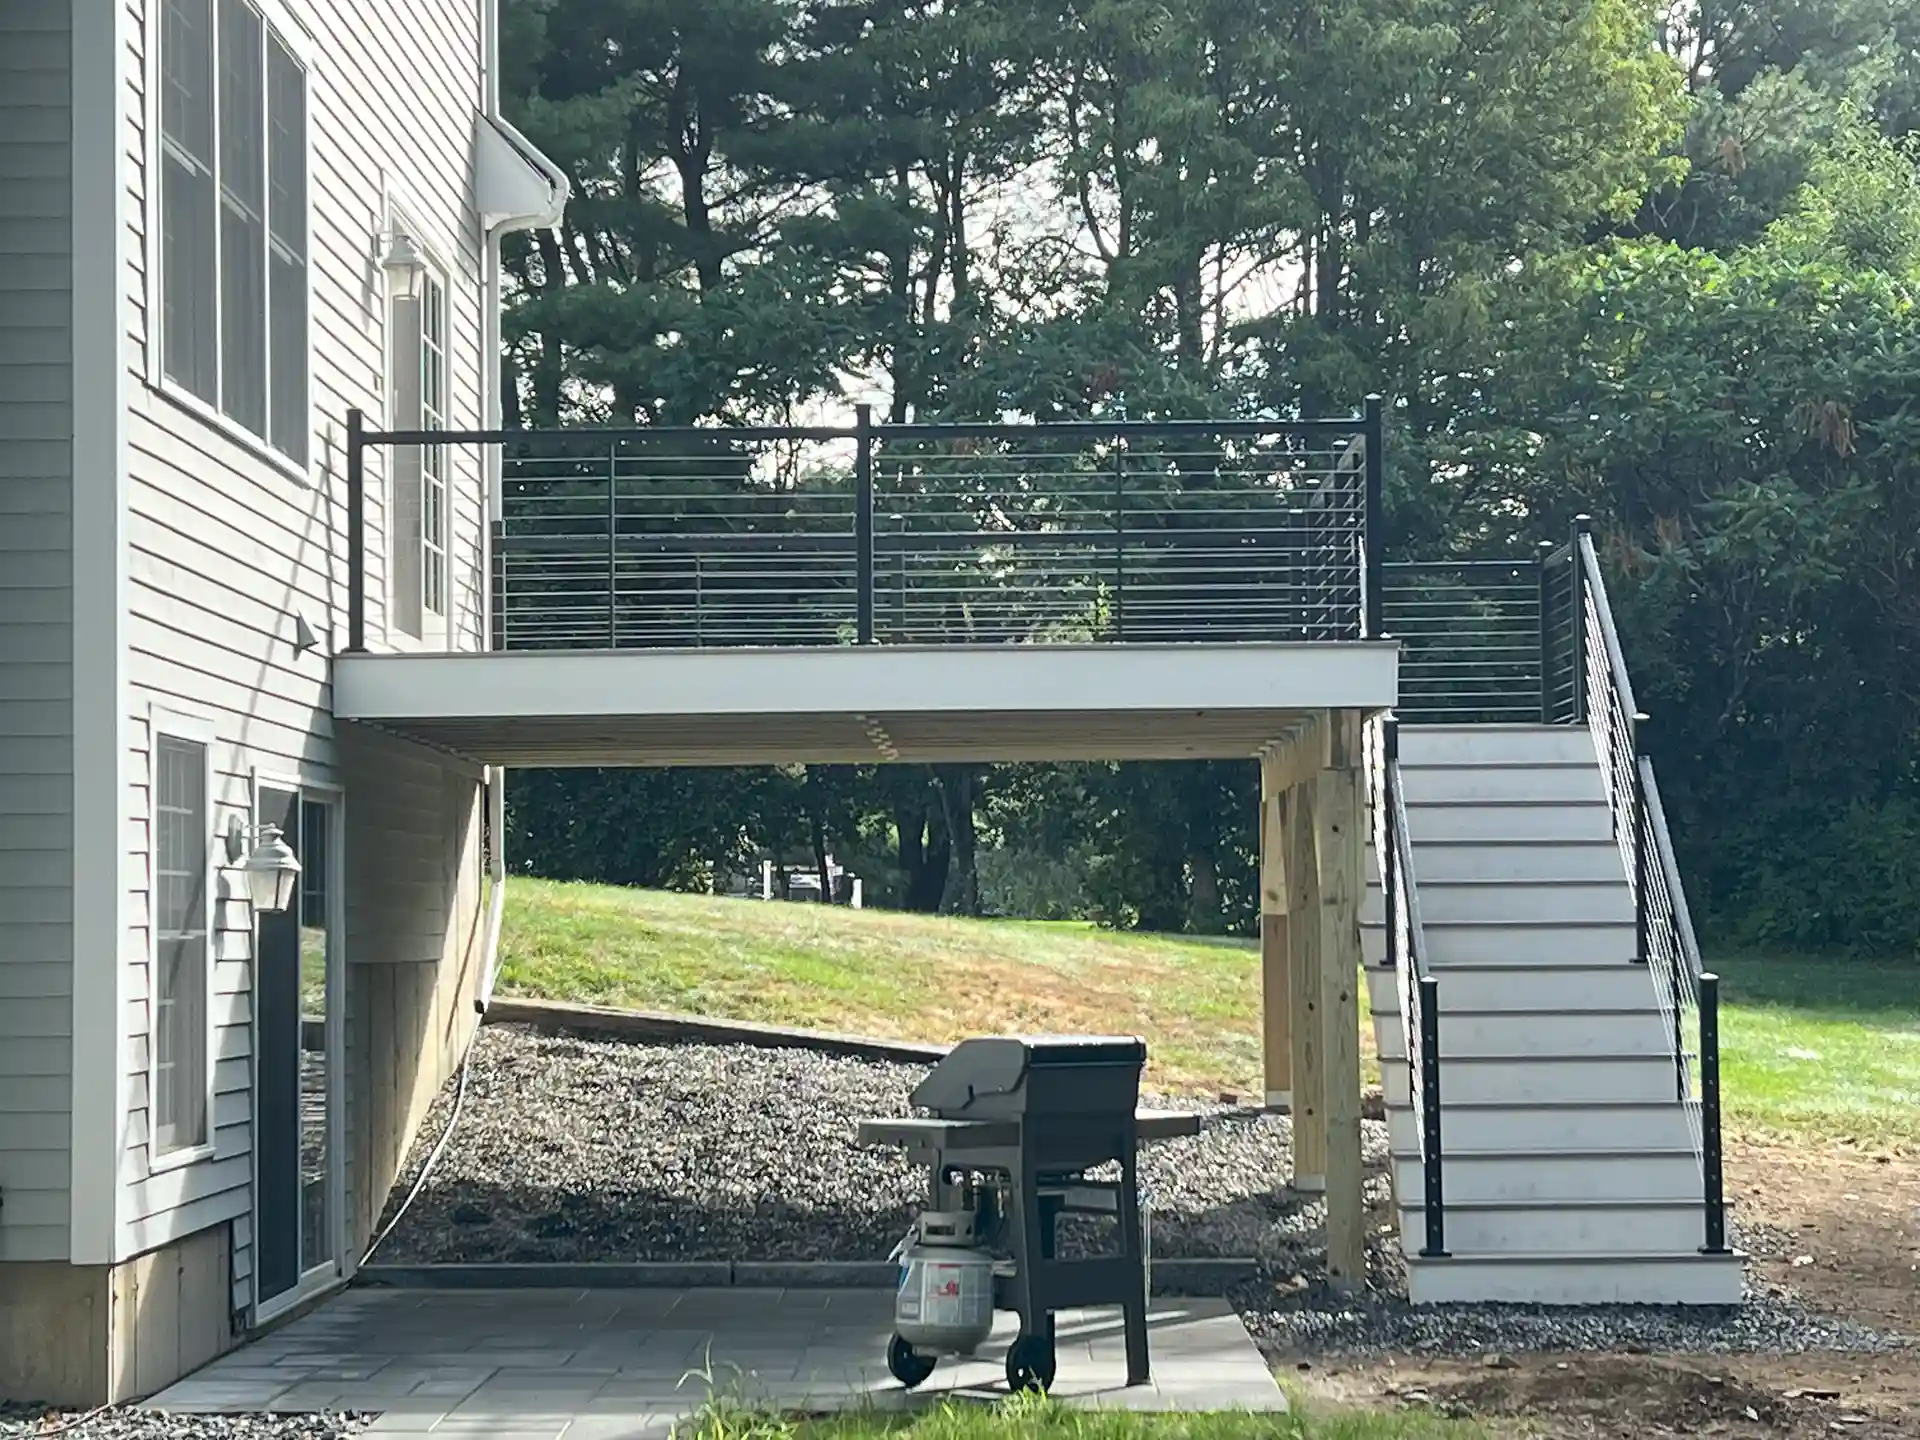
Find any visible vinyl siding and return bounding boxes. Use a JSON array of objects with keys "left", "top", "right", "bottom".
[
  {"left": 120, "top": 0, "right": 489, "bottom": 1306},
  {"left": 0, "top": 0, "right": 75, "bottom": 1265}
]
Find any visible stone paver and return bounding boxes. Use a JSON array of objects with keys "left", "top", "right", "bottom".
[{"left": 146, "top": 1287, "right": 1285, "bottom": 1426}]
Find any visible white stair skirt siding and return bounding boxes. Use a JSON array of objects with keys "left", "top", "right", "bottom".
[{"left": 1366, "top": 724, "right": 1745, "bottom": 1306}]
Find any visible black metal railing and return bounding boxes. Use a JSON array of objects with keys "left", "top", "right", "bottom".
[
  {"left": 1379, "top": 517, "right": 1726, "bottom": 1257},
  {"left": 1570, "top": 524, "right": 1729, "bottom": 1256},
  {"left": 342, "top": 403, "right": 1385, "bottom": 653},
  {"left": 1370, "top": 713, "right": 1445, "bottom": 1258}
]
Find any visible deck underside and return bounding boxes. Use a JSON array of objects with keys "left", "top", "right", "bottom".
[{"left": 333, "top": 641, "right": 1399, "bottom": 767}]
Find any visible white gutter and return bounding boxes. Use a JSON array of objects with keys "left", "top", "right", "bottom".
[{"left": 476, "top": 765, "right": 508, "bottom": 1015}]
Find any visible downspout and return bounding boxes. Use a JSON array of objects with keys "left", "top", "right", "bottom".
[{"left": 476, "top": 766, "right": 507, "bottom": 1015}]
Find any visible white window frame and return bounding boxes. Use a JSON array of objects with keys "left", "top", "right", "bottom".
[
  {"left": 145, "top": 0, "right": 317, "bottom": 482},
  {"left": 147, "top": 705, "right": 220, "bottom": 1175},
  {"left": 383, "top": 201, "right": 455, "bottom": 649}
]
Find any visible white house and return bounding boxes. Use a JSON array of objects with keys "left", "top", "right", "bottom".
[
  {"left": 0, "top": 0, "right": 565, "bottom": 1403},
  {"left": 0, "top": 0, "right": 1743, "bottom": 1409}
]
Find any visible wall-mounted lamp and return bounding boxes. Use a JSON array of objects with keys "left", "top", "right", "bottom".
[
  {"left": 379, "top": 228, "right": 429, "bottom": 300},
  {"left": 224, "top": 819, "right": 303, "bottom": 914}
]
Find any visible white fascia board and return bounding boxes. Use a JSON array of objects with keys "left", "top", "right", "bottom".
[
  {"left": 474, "top": 111, "right": 570, "bottom": 235},
  {"left": 335, "top": 642, "right": 1400, "bottom": 722}
]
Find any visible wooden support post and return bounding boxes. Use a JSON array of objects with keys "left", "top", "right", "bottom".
[
  {"left": 1316, "top": 710, "right": 1367, "bottom": 1292},
  {"left": 1286, "top": 772, "right": 1325, "bottom": 1191},
  {"left": 1259, "top": 758, "right": 1291, "bottom": 1111}
]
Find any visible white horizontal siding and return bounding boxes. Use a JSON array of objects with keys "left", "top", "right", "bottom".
[
  {"left": 118, "top": 0, "right": 489, "bottom": 1298},
  {"left": 0, "top": 0, "right": 75, "bottom": 1265}
]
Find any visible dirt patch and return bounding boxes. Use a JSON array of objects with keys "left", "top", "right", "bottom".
[
  {"left": 1289, "top": 1141, "right": 1919, "bottom": 1436},
  {"left": 1728, "top": 1139, "right": 1920, "bottom": 1337},
  {"left": 1298, "top": 1352, "right": 1920, "bottom": 1438}
]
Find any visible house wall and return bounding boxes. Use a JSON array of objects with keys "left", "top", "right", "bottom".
[
  {"left": 118, "top": 0, "right": 490, "bottom": 1324},
  {"left": 0, "top": 0, "right": 76, "bottom": 1269}
]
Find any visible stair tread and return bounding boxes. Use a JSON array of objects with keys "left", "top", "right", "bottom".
[
  {"left": 1398, "top": 1196, "right": 1721, "bottom": 1212},
  {"left": 1389, "top": 1144, "right": 1701, "bottom": 1160},
  {"left": 1407, "top": 1250, "right": 1745, "bottom": 1265}
]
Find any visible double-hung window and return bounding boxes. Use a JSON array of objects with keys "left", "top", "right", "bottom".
[
  {"left": 153, "top": 728, "right": 213, "bottom": 1160},
  {"left": 159, "top": 0, "right": 309, "bottom": 465},
  {"left": 390, "top": 262, "right": 450, "bottom": 640}
]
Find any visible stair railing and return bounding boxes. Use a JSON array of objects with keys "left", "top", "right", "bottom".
[
  {"left": 1371, "top": 713, "right": 1446, "bottom": 1257},
  {"left": 1569, "top": 519, "right": 1730, "bottom": 1257}
]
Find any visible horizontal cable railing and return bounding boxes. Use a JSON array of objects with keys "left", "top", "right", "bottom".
[
  {"left": 341, "top": 406, "right": 1384, "bottom": 653},
  {"left": 1380, "top": 561, "right": 1547, "bottom": 723},
  {"left": 1572, "top": 523, "right": 1729, "bottom": 1257}
]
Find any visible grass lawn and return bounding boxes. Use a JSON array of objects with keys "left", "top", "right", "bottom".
[
  {"left": 498, "top": 879, "right": 1920, "bottom": 1147},
  {"left": 685, "top": 1393, "right": 1483, "bottom": 1440}
]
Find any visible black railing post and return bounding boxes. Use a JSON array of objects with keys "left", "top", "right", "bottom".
[
  {"left": 1570, "top": 514, "right": 1592, "bottom": 724},
  {"left": 1535, "top": 540, "right": 1556, "bottom": 722},
  {"left": 1699, "top": 972, "right": 1730, "bottom": 1255},
  {"left": 1362, "top": 395, "right": 1384, "bottom": 639},
  {"left": 854, "top": 404, "right": 875, "bottom": 644},
  {"left": 1113, "top": 441, "right": 1126, "bottom": 640},
  {"left": 606, "top": 442, "right": 618, "bottom": 649},
  {"left": 346, "top": 408, "right": 366, "bottom": 652},
  {"left": 1418, "top": 973, "right": 1447, "bottom": 1258}
]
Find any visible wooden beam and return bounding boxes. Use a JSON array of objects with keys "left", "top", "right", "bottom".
[
  {"left": 1316, "top": 709, "right": 1367, "bottom": 1292},
  {"left": 1286, "top": 773, "right": 1325, "bottom": 1191},
  {"left": 1258, "top": 760, "right": 1290, "bottom": 1110},
  {"left": 1259, "top": 712, "right": 1330, "bottom": 797}
]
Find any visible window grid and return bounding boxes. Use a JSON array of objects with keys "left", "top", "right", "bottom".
[
  {"left": 159, "top": 0, "right": 309, "bottom": 465},
  {"left": 153, "top": 735, "right": 211, "bottom": 1158}
]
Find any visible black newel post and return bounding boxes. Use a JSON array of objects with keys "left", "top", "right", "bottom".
[
  {"left": 855, "top": 404, "right": 875, "bottom": 644},
  {"left": 1362, "top": 394, "right": 1384, "bottom": 640},
  {"left": 346, "top": 408, "right": 366, "bottom": 653},
  {"left": 1569, "top": 514, "right": 1592, "bottom": 724},
  {"left": 1699, "top": 972, "right": 1730, "bottom": 1255}
]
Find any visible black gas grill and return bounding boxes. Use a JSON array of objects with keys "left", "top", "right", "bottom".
[{"left": 861, "top": 1034, "right": 1196, "bottom": 1392}]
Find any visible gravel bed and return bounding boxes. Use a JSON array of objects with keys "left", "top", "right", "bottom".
[
  {"left": 374, "top": 1025, "right": 1388, "bottom": 1269},
  {"left": 0, "top": 1411, "right": 365, "bottom": 1440},
  {"left": 1238, "top": 1277, "right": 1913, "bottom": 1359}
]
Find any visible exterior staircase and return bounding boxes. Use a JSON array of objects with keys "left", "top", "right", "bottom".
[{"left": 1366, "top": 529, "right": 1745, "bottom": 1305}]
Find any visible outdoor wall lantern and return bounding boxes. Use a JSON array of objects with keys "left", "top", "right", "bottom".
[
  {"left": 379, "top": 228, "right": 430, "bottom": 300},
  {"left": 225, "top": 819, "right": 303, "bottom": 914}
]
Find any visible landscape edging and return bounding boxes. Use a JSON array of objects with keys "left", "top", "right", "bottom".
[
  {"left": 481, "top": 995, "right": 952, "bottom": 1065},
  {"left": 356, "top": 1259, "right": 1261, "bottom": 1294}
]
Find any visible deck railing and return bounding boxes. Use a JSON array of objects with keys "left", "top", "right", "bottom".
[{"left": 342, "top": 403, "right": 1386, "bottom": 653}]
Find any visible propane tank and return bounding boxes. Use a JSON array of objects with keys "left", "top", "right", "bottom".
[{"left": 893, "top": 1210, "right": 996, "bottom": 1355}]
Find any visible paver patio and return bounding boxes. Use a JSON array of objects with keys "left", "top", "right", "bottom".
[{"left": 145, "top": 1286, "right": 1286, "bottom": 1436}]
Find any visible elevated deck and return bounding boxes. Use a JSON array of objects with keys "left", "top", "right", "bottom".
[{"left": 333, "top": 641, "right": 1399, "bottom": 767}]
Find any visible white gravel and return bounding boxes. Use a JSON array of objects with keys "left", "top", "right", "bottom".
[{"left": 0, "top": 1412, "right": 365, "bottom": 1439}]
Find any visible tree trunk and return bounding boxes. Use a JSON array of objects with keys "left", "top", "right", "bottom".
[
  {"left": 810, "top": 817, "right": 832, "bottom": 904},
  {"left": 1186, "top": 849, "right": 1224, "bottom": 934},
  {"left": 936, "top": 765, "right": 980, "bottom": 916}
]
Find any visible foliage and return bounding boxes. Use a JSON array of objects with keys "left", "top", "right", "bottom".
[{"left": 496, "top": 0, "right": 1920, "bottom": 953}]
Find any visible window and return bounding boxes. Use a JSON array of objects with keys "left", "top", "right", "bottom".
[
  {"left": 390, "top": 264, "right": 449, "bottom": 639},
  {"left": 159, "top": 0, "right": 309, "bottom": 465},
  {"left": 153, "top": 732, "right": 212, "bottom": 1158}
]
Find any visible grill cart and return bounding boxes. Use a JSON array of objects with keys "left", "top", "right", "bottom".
[{"left": 858, "top": 1034, "right": 1200, "bottom": 1394}]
